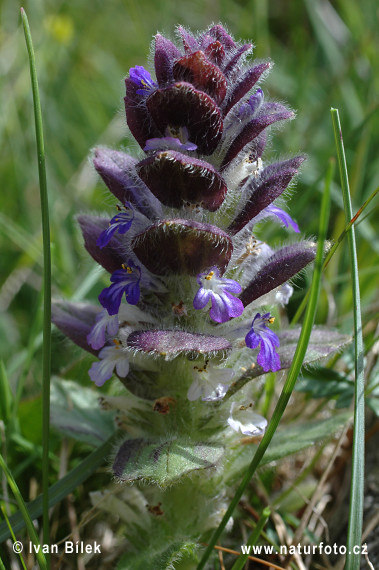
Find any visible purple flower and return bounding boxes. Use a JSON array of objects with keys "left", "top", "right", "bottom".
[
  {"left": 99, "top": 260, "right": 141, "bottom": 315},
  {"left": 129, "top": 65, "right": 157, "bottom": 95},
  {"left": 87, "top": 309, "right": 119, "bottom": 350},
  {"left": 144, "top": 137, "right": 197, "bottom": 153},
  {"left": 237, "top": 88, "right": 264, "bottom": 120},
  {"left": 261, "top": 204, "right": 300, "bottom": 233},
  {"left": 245, "top": 312, "right": 280, "bottom": 372},
  {"left": 193, "top": 267, "right": 244, "bottom": 323},
  {"left": 96, "top": 204, "right": 135, "bottom": 249},
  {"left": 89, "top": 342, "right": 129, "bottom": 387}
]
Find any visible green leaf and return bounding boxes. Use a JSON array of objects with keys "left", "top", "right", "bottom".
[
  {"left": 296, "top": 367, "right": 354, "bottom": 407},
  {"left": 367, "top": 397, "right": 379, "bottom": 417},
  {"left": 50, "top": 378, "right": 116, "bottom": 446},
  {"left": 226, "top": 412, "right": 351, "bottom": 486},
  {"left": 113, "top": 438, "right": 224, "bottom": 486},
  {"left": 117, "top": 541, "right": 198, "bottom": 570}
]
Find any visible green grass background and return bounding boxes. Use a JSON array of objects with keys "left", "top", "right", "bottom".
[{"left": 1, "top": 0, "right": 379, "bottom": 566}]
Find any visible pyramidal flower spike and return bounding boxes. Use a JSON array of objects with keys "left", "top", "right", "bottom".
[{"left": 52, "top": 24, "right": 350, "bottom": 567}]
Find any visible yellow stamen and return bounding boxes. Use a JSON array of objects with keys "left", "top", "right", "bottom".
[
  {"left": 268, "top": 317, "right": 275, "bottom": 324},
  {"left": 205, "top": 270, "right": 214, "bottom": 281}
]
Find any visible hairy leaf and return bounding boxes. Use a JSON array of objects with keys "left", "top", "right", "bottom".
[
  {"left": 113, "top": 438, "right": 224, "bottom": 485},
  {"left": 50, "top": 379, "right": 116, "bottom": 446}
]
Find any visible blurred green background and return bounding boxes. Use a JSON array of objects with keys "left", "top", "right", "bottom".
[{"left": 1, "top": 0, "right": 378, "bottom": 417}]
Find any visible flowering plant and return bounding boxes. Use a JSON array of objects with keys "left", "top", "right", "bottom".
[{"left": 52, "top": 25, "right": 349, "bottom": 568}]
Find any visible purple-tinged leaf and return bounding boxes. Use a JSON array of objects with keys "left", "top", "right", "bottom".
[
  {"left": 206, "top": 25, "right": 236, "bottom": 50},
  {"left": 146, "top": 82, "right": 223, "bottom": 155},
  {"left": 154, "top": 33, "right": 181, "bottom": 85},
  {"left": 221, "top": 107, "right": 294, "bottom": 168},
  {"left": 222, "top": 62, "right": 271, "bottom": 116},
  {"left": 177, "top": 26, "right": 199, "bottom": 53},
  {"left": 127, "top": 329, "right": 232, "bottom": 359},
  {"left": 223, "top": 43, "right": 253, "bottom": 78},
  {"left": 52, "top": 301, "right": 100, "bottom": 355},
  {"left": 173, "top": 51, "right": 227, "bottom": 104},
  {"left": 78, "top": 215, "right": 127, "bottom": 274},
  {"left": 132, "top": 219, "right": 233, "bottom": 276},
  {"left": 93, "top": 148, "right": 161, "bottom": 219},
  {"left": 228, "top": 156, "right": 305, "bottom": 234},
  {"left": 124, "top": 77, "right": 160, "bottom": 150},
  {"left": 204, "top": 40, "right": 225, "bottom": 66},
  {"left": 136, "top": 150, "right": 227, "bottom": 211},
  {"left": 240, "top": 242, "right": 317, "bottom": 306}
]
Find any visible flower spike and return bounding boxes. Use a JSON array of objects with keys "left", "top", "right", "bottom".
[{"left": 52, "top": 25, "right": 352, "bottom": 563}]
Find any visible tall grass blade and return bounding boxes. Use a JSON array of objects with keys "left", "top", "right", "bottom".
[
  {"left": 20, "top": 8, "right": 51, "bottom": 561},
  {"left": 0, "top": 361, "right": 13, "bottom": 425},
  {"left": 231, "top": 507, "right": 270, "bottom": 570},
  {"left": 0, "top": 506, "right": 27, "bottom": 570},
  {"left": 197, "top": 157, "right": 332, "bottom": 570},
  {"left": 331, "top": 108, "right": 365, "bottom": 570},
  {"left": 0, "top": 453, "right": 47, "bottom": 569}
]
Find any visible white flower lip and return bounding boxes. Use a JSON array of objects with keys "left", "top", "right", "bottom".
[{"left": 227, "top": 402, "right": 267, "bottom": 436}]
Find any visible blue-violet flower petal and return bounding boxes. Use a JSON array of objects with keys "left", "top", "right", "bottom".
[
  {"left": 96, "top": 204, "right": 135, "bottom": 249},
  {"left": 88, "top": 343, "right": 129, "bottom": 387},
  {"left": 193, "top": 267, "right": 244, "bottom": 323},
  {"left": 144, "top": 136, "right": 197, "bottom": 153},
  {"left": 263, "top": 204, "right": 300, "bottom": 233},
  {"left": 99, "top": 260, "right": 141, "bottom": 315},
  {"left": 87, "top": 309, "right": 119, "bottom": 350},
  {"left": 245, "top": 312, "right": 280, "bottom": 372},
  {"left": 129, "top": 65, "right": 157, "bottom": 95}
]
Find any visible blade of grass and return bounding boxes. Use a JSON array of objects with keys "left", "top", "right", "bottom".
[
  {"left": 331, "top": 108, "right": 364, "bottom": 570},
  {"left": 21, "top": 8, "right": 51, "bottom": 561},
  {"left": 196, "top": 152, "right": 332, "bottom": 570},
  {"left": 231, "top": 507, "right": 270, "bottom": 570},
  {"left": 0, "top": 432, "right": 117, "bottom": 543},
  {"left": 0, "top": 453, "right": 47, "bottom": 569},
  {"left": 0, "top": 362, "right": 13, "bottom": 425},
  {"left": 0, "top": 506, "right": 27, "bottom": 570}
]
